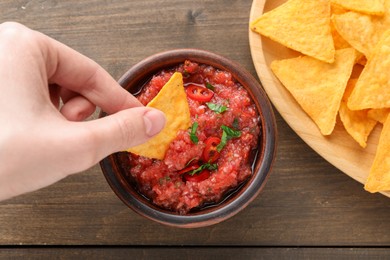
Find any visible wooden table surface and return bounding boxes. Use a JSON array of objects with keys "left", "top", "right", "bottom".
[{"left": 1, "top": 0, "right": 390, "bottom": 259}]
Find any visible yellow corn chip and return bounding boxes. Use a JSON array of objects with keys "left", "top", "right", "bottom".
[
  {"left": 332, "top": 12, "right": 378, "bottom": 57},
  {"left": 330, "top": 20, "right": 351, "bottom": 50},
  {"left": 356, "top": 55, "right": 367, "bottom": 66},
  {"left": 339, "top": 79, "right": 377, "bottom": 148},
  {"left": 332, "top": 0, "right": 390, "bottom": 57},
  {"left": 331, "top": 0, "right": 385, "bottom": 15},
  {"left": 271, "top": 48, "right": 356, "bottom": 135},
  {"left": 127, "top": 72, "right": 191, "bottom": 160},
  {"left": 364, "top": 115, "right": 390, "bottom": 192},
  {"left": 331, "top": 3, "right": 347, "bottom": 15},
  {"left": 330, "top": 3, "right": 352, "bottom": 49},
  {"left": 368, "top": 108, "right": 390, "bottom": 124},
  {"left": 250, "top": 0, "right": 335, "bottom": 63},
  {"left": 348, "top": 29, "right": 390, "bottom": 110}
]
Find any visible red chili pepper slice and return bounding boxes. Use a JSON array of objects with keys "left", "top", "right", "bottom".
[
  {"left": 184, "top": 170, "right": 210, "bottom": 182},
  {"left": 186, "top": 84, "right": 214, "bottom": 102},
  {"left": 178, "top": 163, "right": 200, "bottom": 175},
  {"left": 202, "top": 137, "right": 221, "bottom": 163}
]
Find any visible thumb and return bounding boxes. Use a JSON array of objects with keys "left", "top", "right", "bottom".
[
  {"left": 90, "top": 106, "right": 166, "bottom": 152},
  {"left": 66, "top": 107, "right": 166, "bottom": 172}
]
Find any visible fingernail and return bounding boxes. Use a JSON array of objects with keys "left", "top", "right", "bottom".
[{"left": 143, "top": 109, "right": 166, "bottom": 137}]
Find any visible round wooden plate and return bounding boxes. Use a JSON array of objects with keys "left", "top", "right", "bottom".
[{"left": 248, "top": 0, "right": 389, "bottom": 197}]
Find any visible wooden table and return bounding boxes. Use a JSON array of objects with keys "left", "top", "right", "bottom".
[{"left": 1, "top": 0, "right": 390, "bottom": 259}]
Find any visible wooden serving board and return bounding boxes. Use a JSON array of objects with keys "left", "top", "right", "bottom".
[{"left": 248, "top": 0, "right": 389, "bottom": 197}]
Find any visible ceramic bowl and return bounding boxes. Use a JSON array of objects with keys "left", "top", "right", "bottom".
[{"left": 99, "top": 49, "right": 277, "bottom": 228}]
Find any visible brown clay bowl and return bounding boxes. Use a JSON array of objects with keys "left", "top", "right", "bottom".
[{"left": 99, "top": 49, "right": 277, "bottom": 228}]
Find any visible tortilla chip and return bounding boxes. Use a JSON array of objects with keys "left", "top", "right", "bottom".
[
  {"left": 348, "top": 29, "right": 390, "bottom": 110},
  {"left": 339, "top": 79, "right": 377, "bottom": 148},
  {"left": 330, "top": 20, "right": 351, "bottom": 50},
  {"left": 368, "top": 108, "right": 390, "bottom": 124},
  {"left": 330, "top": 3, "right": 352, "bottom": 49},
  {"left": 250, "top": 0, "right": 335, "bottom": 63},
  {"left": 127, "top": 72, "right": 191, "bottom": 160},
  {"left": 364, "top": 115, "right": 390, "bottom": 192},
  {"left": 331, "top": 3, "right": 347, "bottom": 15},
  {"left": 356, "top": 55, "right": 367, "bottom": 66},
  {"left": 331, "top": 0, "right": 385, "bottom": 15},
  {"left": 332, "top": 12, "right": 377, "bottom": 57},
  {"left": 271, "top": 48, "right": 357, "bottom": 135},
  {"left": 332, "top": 1, "right": 390, "bottom": 58}
]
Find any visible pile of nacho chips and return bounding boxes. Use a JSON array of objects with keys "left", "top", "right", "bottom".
[{"left": 250, "top": 0, "right": 390, "bottom": 193}]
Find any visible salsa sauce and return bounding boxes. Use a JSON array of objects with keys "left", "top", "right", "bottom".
[{"left": 127, "top": 60, "right": 261, "bottom": 214}]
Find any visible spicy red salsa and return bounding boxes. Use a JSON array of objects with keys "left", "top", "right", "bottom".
[{"left": 127, "top": 60, "right": 261, "bottom": 214}]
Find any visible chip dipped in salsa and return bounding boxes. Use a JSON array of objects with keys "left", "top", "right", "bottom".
[{"left": 126, "top": 60, "right": 261, "bottom": 214}]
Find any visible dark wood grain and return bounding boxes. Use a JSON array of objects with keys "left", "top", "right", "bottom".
[
  {"left": 1, "top": 247, "right": 390, "bottom": 260},
  {"left": 1, "top": 0, "right": 390, "bottom": 256}
]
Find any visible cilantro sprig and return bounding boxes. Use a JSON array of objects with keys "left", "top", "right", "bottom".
[
  {"left": 206, "top": 102, "right": 228, "bottom": 114},
  {"left": 216, "top": 125, "right": 241, "bottom": 152},
  {"left": 188, "top": 162, "right": 218, "bottom": 176},
  {"left": 232, "top": 118, "right": 240, "bottom": 130},
  {"left": 190, "top": 122, "right": 199, "bottom": 144},
  {"left": 205, "top": 83, "right": 215, "bottom": 91}
]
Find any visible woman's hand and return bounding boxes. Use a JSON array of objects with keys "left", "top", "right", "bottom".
[{"left": 0, "top": 22, "right": 165, "bottom": 201}]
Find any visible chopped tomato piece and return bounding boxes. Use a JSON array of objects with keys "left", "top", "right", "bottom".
[
  {"left": 184, "top": 170, "right": 210, "bottom": 182},
  {"left": 186, "top": 84, "right": 213, "bottom": 102},
  {"left": 214, "top": 71, "right": 232, "bottom": 84},
  {"left": 202, "top": 137, "right": 221, "bottom": 163},
  {"left": 183, "top": 60, "right": 199, "bottom": 74}
]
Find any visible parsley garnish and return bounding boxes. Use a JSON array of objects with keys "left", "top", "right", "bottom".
[
  {"left": 182, "top": 70, "right": 190, "bottom": 77},
  {"left": 158, "top": 176, "right": 171, "bottom": 185},
  {"left": 206, "top": 83, "right": 215, "bottom": 91},
  {"left": 232, "top": 118, "right": 240, "bottom": 130},
  {"left": 190, "top": 122, "right": 199, "bottom": 144},
  {"left": 216, "top": 125, "right": 241, "bottom": 152},
  {"left": 221, "top": 125, "right": 241, "bottom": 137},
  {"left": 206, "top": 102, "right": 228, "bottom": 114},
  {"left": 188, "top": 162, "right": 218, "bottom": 176},
  {"left": 217, "top": 130, "right": 228, "bottom": 152}
]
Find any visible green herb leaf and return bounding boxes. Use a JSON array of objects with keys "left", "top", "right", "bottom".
[
  {"left": 232, "top": 118, "right": 240, "bottom": 130},
  {"left": 188, "top": 162, "right": 218, "bottom": 176},
  {"left": 158, "top": 176, "right": 171, "bottom": 185},
  {"left": 217, "top": 130, "right": 227, "bottom": 152},
  {"left": 190, "top": 122, "right": 199, "bottom": 144},
  {"left": 205, "top": 83, "right": 215, "bottom": 91},
  {"left": 206, "top": 102, "right": 228, "bottom": 114},
  {"left": 216, "top": 125, "right": 242, "bottom": 152},
  {"left": 182, "top": 70, "right": 190, "bottom": 77},
  {"left": 221, "top": 125, "right": 241, "bottom": 138}
]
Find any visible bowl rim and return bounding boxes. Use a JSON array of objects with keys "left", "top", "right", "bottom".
[{"left": 99, "top": 48, "right": 277, "bottom": 228}]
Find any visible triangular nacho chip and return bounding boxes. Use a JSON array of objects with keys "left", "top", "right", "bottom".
[
  {"left": 332, "top": 1, "right": 390, "bottom": 57},
  {"left": 127, "top": 72, "right": 191, "bottom": 160},
  {"left": 330, "top": 21, "right": 351, "bottom": 50},
  {"left": 331, "top": 0, "right": 385, "bottom": 16},
  {"left": 368, "top": 108, "right": 390, "bottom": 124},
  {"left": 330, "top": 4, "right": 352, "bottom": 49},
  {"left": 271, "top": 48, "right": 357, "bottom": 135},
  {"left": 364, "top": 115, "right": 390, "bottom": 192},
  {"left": 339, "top": 79, "right": 377, "bottom": 148},
  {"left": 250, "top": 0, "right": 335, "bottom": 63},
  {"left": 332, "top": 12, "right": 381, "bottom": 57},
  {"left": 331, "top": 3, "right": 347, "bottom": 15},
  {"left": 348, "top": 29, "right": 390, "bottom": 110}
]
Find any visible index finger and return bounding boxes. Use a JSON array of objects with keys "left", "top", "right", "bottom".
[{"left": 40, "top": 30, "right": 142, "bottom": 114}]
